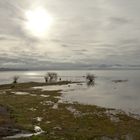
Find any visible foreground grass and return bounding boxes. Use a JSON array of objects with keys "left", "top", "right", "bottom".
[{"left": 0, "top": 81, "right": 140, "bottom": 140}]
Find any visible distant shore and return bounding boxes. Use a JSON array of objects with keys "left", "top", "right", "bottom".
[{"left": 1, "top": 68, "right": 140, "bottom": 72}]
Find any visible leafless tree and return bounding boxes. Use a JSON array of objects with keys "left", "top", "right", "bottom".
[
  {"left": 86, "top": 73, "right": 95, "bottom": 87},
  {"left": 86, "top": 73, "right": 95, "bottom": 82},
  {"left": 13, "top": 76, "right": 19, "bottom": 84},
  {"left": 44, "top": 72, "right": 58, "bottom": 83},
  {"left": 44, "top": 75, "right": 49, "bottom": 83}
]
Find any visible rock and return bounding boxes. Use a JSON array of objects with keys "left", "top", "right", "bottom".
[
  {"left": 36, "top": 117, "right": 43, "bottom": 122},
  {"left": 52, "top": 103, "right": 58, "bottom": 109},
  {"left": 34, "top": 126, "right": 42, "bottom": 133}
]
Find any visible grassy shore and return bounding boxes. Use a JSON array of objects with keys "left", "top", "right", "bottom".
[{"left": 0, "top": 81, "right": 140, "bottom": 140}]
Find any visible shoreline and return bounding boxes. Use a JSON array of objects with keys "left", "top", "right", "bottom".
[{"left": 0, "top": 81, "right": 140, "bottom": 140}]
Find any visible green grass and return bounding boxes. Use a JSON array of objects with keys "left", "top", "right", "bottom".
[{"left": 0, "top": 82, "right": 140, "bottom": 140}]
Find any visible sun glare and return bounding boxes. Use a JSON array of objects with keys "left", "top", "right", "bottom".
[{"left": 24, "top": 8, "right": 53, "bottom": 38}]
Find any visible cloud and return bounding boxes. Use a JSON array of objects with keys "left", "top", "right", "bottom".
[
  {"left": 0, "top": 0, "right": 140, "bottom": 69},
  {"left": 0, "top": 36, "right": 9, "bottom": 41},
  {"left": 110, "top": 17, "right": 130, "bottom": 25}
]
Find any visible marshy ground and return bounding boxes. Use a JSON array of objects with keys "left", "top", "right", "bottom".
[{"left": 0, "top": 81, "right": 140, "bottom": 140}]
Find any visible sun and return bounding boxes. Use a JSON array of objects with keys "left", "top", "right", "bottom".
[{"left": 24, "top": 8, "right": 53, "bottom": 38}]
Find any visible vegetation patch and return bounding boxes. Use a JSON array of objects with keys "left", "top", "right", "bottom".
[{"left": 0, "top": 81, "right": 140, "bottom": 140}]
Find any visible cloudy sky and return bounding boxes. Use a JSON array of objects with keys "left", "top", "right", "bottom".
[{"left": 0, "top": 0, "right": 140, "bottom": 69}]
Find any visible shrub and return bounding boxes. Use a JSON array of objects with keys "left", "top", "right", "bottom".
[
  {"left": 13, "top": 76, "right": 19, "bottom": 84},
  {"left": 44, "top": 75, "right": 49, "bottom": 83},
  {"left": 44, "top": 72, "right": 58, "bottom": 83},
  {"left": 86, "top": 73, "right": 95, "bottom": 82},
  {"left": 86, "top": 73, "right": 95, "bottom": 87}
]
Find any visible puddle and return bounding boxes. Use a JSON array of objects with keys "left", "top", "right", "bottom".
[
  {"left": 41, "top": 100, "right": 54, "bottom": 106},
  {"left": 3, "top": 126, "right": 44, "bottom": 139},
  {"left": 54, "top": 96, "right": 62, "bottom": 99},
  {"left": 12, "top": 92, "right": 29, "bottom": 95},
  {"left": 29, "top": 108, "right": 37, "bottom": 111},
  {"left": 33, "top": 84, "right": 85, "bottom": 92},
  {"left": 3, "top": 132, "right": 42, "bottom": 139},
  {"left": 40, "top": 94, "right": 50, "bottom": 98},
  {"left": 30, "top": 94, "right": 37, "bottom": 96}
]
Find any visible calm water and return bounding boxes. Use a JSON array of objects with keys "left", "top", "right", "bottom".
[{"left": 0, "top": 70, "right": 140, "bottom": 114}]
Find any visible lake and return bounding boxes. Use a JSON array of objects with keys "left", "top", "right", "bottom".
[{"left": 0, "top": 70, "right": 140, "bottom": 114}]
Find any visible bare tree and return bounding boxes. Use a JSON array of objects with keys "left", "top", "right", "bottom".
[
  {"left": 44, "top": 75, "right": 49, "bottom": 83},
  {"left": 13, "top": 76, "right": 19, "bottom": 84},
  {"left": 86, "top": 73, "right": 95, "bottom": 87},
  {"left": 44, "top": 72, "right": 58, "bottom": 83},
  {"left": 86, "top": 73, "right": 95, "bottom": 82}
]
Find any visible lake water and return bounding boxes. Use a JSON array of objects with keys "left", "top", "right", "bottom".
[{"left": 0, "top": 70, "right": 140, "bottom": 114}]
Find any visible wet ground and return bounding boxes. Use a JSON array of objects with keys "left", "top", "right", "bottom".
[
  {"left": 33, "top": 81, "right": 140, "bottom": 115},
  {"left": 0, "top": 105, "right": 21, "bottom": 137},
  {"left": 0, "top": 81, "right": 140, "bottom": 140}
]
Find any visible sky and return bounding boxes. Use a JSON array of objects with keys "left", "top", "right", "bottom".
[{"left": 0, "top": 0, "right": 140, "bottom": 69}]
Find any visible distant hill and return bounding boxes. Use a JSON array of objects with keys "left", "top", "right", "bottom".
[
  {"left": 0, "top": 64, "right": 140, "bottom": 71},
  {"left": 0, "top": 68, "right": 28, "bottom": 71}
]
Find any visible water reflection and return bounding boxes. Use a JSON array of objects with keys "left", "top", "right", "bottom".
[
  {"left": 86, "top": 80, "right": 95, "bottom": 87},
  {"left": 86, "top": 73, "right": 96, "bottom": 87},
  {"left": 0, "top": 70, "right": 140, "bottom": 115}
]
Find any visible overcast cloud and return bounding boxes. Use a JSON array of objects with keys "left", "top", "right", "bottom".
[{"left": 0, "top": 0, "right": 140, "bottom": 69}]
